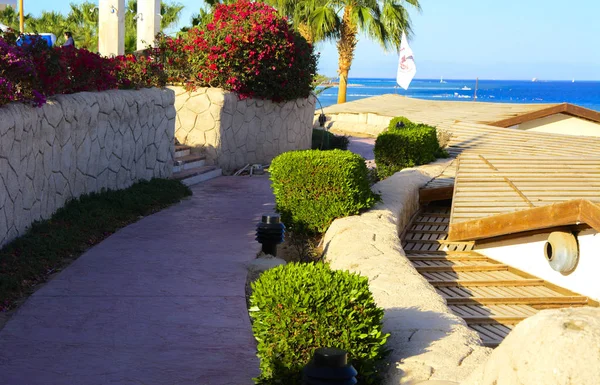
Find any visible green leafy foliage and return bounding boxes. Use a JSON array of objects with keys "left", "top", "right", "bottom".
[
  {"left": 0, "top": 179, "right": 191, "bottom": 311},
  {"left": 269, "top": 150, "right": 378, "bottom": 235},
  {"left": 250, "top": 262, "right": 389, "bottom": 384},
  {"left": 374, "top": 117, "right": 448, "bottom": 179},
  {"left": 387, "top": 116, "right": 415, "bottom": 130},
  {"left": 311, "top": 128, "right": 349, "bottom": 150}
]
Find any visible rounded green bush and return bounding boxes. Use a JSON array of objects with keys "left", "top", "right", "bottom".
[
  {"left": 388, "top": 116, "right": 415, "bottom": 130},
  {"left": 269, "top": 149, "right": 378, "bottom": 234},
  {"left": 374, "top": 119, "right": 448, "bottom": 179},
  {"left": 250, "top": 263, "right": 389, "bottom": 384}
]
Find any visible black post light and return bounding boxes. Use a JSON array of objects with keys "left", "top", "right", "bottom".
[
  {"left": 318, "top": 113, "right": 327, "bottom": 127},
  {"left": 395, "top": 121, "right": 405, "bottom": 129},
  {"left": 255, "top": 215, "right": 285, "bottom": 256},
  {"left": 303, "top": 347, "right": 358, "bottom": 385}
]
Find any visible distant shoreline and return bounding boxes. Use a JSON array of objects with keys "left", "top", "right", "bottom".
[{"left": 319, "top": 77, "right": 600, "bottom": 83}]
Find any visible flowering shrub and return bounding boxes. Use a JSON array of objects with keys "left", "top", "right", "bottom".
[
  {"left": 0, "top": 30, "right": 167, "bottom": 108},
  {"left": 112, "top": 54, "right": 167, "bottom": 90},
  {"left": 157, "top": 0, "right": 317, "bottom": 102},
  {"left": 0, "top": 38, "right": 45, "bottom": 106}
]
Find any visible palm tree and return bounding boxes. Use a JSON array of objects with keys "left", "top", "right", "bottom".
[
  {"left": 267, "top": 0, "right": 420, "bottom": 103},
  {"left": 65, "top": 2, "right": 99, "bottom": 50},
  {"left": 0, "top": 6, "right": 26, "bottom": 31}
]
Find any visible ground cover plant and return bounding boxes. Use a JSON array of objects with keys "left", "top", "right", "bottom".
[
  {"left": 156, "top": 0, "right": 317, "bottom": 102},
  {"left": 250, "top": 262, "right": 389, "bottom": 384},
  {"left": 0, "top": 179, "right": 191, "bottom": 312},
  {"left": 374, "top": 117, "right": 448, "bottom": 179}
]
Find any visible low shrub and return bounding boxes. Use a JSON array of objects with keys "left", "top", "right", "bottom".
[
  {"left": 388, "top": 116, "right": 415, "bottom": 130},
  {"left": 0, "top": 30, "right": 167, "bottom": 108},
  {"left": 112, "top": 54, "right": 167, "bottom": 90},
  {"left": 374, "top": 122, "right": 448, "bottom": 179},
  {"left": 156, "top": 0, "right": 317, "bottom": 102},
  {"left": 250, "top": 262, "right": 389, "bottom": 385},
  {"left": 269, "top": 150, "right": 378, "bottom": 234},
  {"left": 311, "top": 128, "right": 349, "bottom": 150}
]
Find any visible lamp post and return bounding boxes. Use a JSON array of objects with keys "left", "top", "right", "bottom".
[
  {"left": 255, "top": 215, "right": 285, "bottom": 256},
  {"left": 19, "top": 0, "right": 24, "bottom": 33},
  {"left": 303, "top": 347, "right": 357, "bottom": 385}
]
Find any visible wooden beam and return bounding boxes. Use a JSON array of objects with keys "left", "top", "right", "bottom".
[
  {"left": 564, "top": 104, "right": 600, "bottom": 124},
  {"left": 420, "top": 186, "right": 455, "bottom": 203},
  {"left": 416, "top": 265, "right": 508, "bottom": 273},
  {"left": 429, "top": 279, "right": 544, "bottom": 287},
  {"left": 489, "top": 103, "right": 600, "bottom": 127},
  {"left": 448, "top": 199, "right": 600, "bottom": 241},
  {"left": 445, "top": 296, "right": 588, "bottom": 306},
  {"left": 489, "top": 103, "right": 567, "bottom": 128},
  {"left": 459, "top": 315, "right": 526, "bottom": 324}
]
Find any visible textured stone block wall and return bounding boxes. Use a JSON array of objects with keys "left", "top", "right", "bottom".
[
  {"left": 171, "top": 86, "right": 316, "bottom": 172},
  {"left": 0, "top": 88, "right": 175, "bottom": 247}
]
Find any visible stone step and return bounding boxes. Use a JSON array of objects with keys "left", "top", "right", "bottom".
[
  {"left": 173, "top": 153, "right": 206, "bottom": 173},
  {"left": 175, "top": 145, "right": 192, "bottom": 158},
  {"left": 172, "top": 166, "right": 222, "bottom": 187}
]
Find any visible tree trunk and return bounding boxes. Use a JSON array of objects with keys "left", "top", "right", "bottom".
[
  {"left": 336, "top": 6, "right": 357, "bottom": 104},
  {"left": 297, "top": 23, "right": 313, "bottom": 44}
]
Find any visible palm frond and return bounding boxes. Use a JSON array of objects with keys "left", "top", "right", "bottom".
[{"left": 309, "top": 6, "right": 341, "bottom": 42}]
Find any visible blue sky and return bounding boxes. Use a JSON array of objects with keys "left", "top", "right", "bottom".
[{"left": 24, "top": 0, "right": 600, "bottom": 80}]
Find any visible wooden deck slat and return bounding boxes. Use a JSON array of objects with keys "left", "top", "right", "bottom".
[
  {"left": 403, "top": 204, "right": 595, "bottom": 348},
  {"left": 429, "top": 279, "right": 545, "bottom": 287},
  {"left": 415, "top": 265, "right": 508, "bottom": 273}
]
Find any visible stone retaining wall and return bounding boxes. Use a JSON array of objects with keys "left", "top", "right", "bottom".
[
  {"left": 172, "top": 86, "right": 315, "bottom": 172},
  {"left": 0, "top": 88, "right": 175, "bottom": 247},
  {"left": 322, "top": 160, "right": 492, "bottom": 384}
]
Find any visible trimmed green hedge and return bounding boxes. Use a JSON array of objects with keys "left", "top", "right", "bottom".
[
  {"left": 311, "top": 128, "right": 350, "bottom": 151},
  {"left": 374, "top": 118, "right": 447, "bottom": 179},
  {"left": 250, "top": 263, "right": 389, "bottom": 385},
  {"left": 270, "top": 150, "right": 378, "bottom": 234},
  {"left": 388, "top": 116, "right": 415, "bottom": 129}
]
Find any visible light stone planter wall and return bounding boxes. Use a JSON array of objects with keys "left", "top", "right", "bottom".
[
  {"left": 0, "top": 88, "right": 175, "bottom": 247},
  {"left": 322, "top": 159, "right": 492, "bottom": 385},
  {"left": 171, "top": 86, "right": 316, "bottom": 172}
]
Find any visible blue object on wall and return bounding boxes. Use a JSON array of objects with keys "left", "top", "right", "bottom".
[{"left": 16, "top": 33, "right": 56, "bottom": 48}]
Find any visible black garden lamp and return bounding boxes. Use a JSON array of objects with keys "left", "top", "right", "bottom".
[
  {"left": 255, "top": 215, "right": 285, "bottom": 256},
  {"left": 303, "top": 347, "right": 358, "bottom": 385},
  {"left": 395, "top": 121, "right": 405, "bottom": 129},
  {"left": 318, "top": 113, "right": 327, "bottom": 127}
]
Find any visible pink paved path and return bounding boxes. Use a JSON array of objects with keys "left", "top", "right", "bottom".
[
  {"left": 347, "top": 136, "right": 375, "bottom": 164},
  {"left": 0, "top": 176, "right": 274, "bottom": 385}
]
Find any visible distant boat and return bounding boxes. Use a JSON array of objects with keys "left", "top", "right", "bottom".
[
  {"left": 572, "top": 78, "right": 575, "bottom": 83},
  {"left": 440, "top": 76, "right": 447, "bottom": 84},
  {"left": 532, "top": 78, "right": 538, "bottom": 82},
  {"left": 461, "top": 86, "right": 472, "bottom": 90}
]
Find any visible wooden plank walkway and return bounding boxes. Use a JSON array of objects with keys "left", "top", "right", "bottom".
[{"left": 402, "top": 204, "right": 595, "bottom": 348}]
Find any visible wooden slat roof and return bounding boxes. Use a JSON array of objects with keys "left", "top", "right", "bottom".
[
  {"left": 323, "top": 95, "right": 600, "bottom": 239},
  {"left": 322, "top": 95, "right": 559, "bottom": 127},
  {"left": 450, "top": 155, "right": 600, "bottom": 225}
]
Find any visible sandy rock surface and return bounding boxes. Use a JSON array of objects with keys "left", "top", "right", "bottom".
[{"left": 461, "top": 307, "right": 600, "bottom": 385}]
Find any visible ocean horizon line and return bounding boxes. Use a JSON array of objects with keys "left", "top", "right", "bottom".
[{"left": 322, "top": 77, "right": 600, "bottom": 83}]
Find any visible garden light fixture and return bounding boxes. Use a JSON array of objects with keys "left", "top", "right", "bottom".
[
  {"left": 303, "top": 347, "right": 358, "bottom": 385},
  {"left": 255, "top": 215, "right": 285, "bottom": 256}
]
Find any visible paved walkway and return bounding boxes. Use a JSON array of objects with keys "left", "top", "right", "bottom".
[
  {"left": 0, "top": 176, "right": 274, "bottom": 385},
  {"left": 347, "top": 136, "right": 375, "bottom": 164}
]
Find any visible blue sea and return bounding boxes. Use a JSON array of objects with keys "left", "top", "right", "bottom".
[{"left": 316, "top": 78, "right": 600, "bottom": 112}]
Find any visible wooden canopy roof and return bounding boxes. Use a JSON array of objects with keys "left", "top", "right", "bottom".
[
  {"left": 322, "top": 94, "right": 600, "bottom": 240},
  {"left": 447, "top": 155, "right": 600, "bottom": 241}
]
